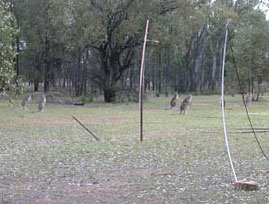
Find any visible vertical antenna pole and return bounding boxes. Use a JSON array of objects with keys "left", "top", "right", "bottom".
[
  {"left": 139, "top": 20, "right": 149, "bottom": 142},
  {"left": 221, "top": 18, "right": 237, "bottom": 181}
]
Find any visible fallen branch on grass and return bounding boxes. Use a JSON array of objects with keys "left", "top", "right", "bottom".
[
  {"left": 73, "top": 103, "right": 85, "bottom": 106},
  {"left": 72, "top": 115, "right": 100, "bottom": 141}
]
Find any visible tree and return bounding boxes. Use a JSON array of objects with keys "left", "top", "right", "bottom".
[
  {"left": 0, "top": 0, "right": 22, "bottom": 95},
  {"left": 230, "top": 9, "right": 269, "bottom": 99},
  {"left": 85, "top": 0, "right": 143, "bottom": 102},
  {"left": 10, "top": 0, "right": 67, "bottom": 92},
  {"left": 75, "top": 0, "right": 181, "bottom": 102}
]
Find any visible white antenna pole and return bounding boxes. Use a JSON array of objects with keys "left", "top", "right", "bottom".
[{"left": 221, "top": 18, "right": 238, "bottom": 182}]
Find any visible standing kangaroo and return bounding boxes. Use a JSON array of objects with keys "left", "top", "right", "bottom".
[
  {"left": 180, "top": 95, "right": 192, "bottom": 115},
  {"left": 170, "top": 93, "right": 179, "bottom": 109},
  {"left": 38, "top": 95, "right": 46, "bottom": 112},
  {"left": 21, "top": 95, "right": 31, "bottom": 109}
]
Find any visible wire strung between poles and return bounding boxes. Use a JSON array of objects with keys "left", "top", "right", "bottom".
[
  {"left": 231, "top": 45, "right": 269, "bottom": 163},
  {"left": 221, "top": 18, "right": 238, "bottom": 182}
]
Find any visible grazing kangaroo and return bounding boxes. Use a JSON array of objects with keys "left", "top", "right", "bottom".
[
  {"left": 245, "top": 94, "right": 252, "bottom": 106},
  {"left": 180, "top": 95, "right": 192, "bottom": 115},
  {"left": 21, "top": 95, "right": 31, "bottom": 109},
  {"left": 38, "top": 95, "right": 46, "bottom": 112},
  {"left": 170, "top": 93, "right": 179, "bottom": 109}
]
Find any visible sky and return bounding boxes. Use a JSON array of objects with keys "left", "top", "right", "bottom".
[
  {"left": 256, "top": 0, "right": 269, "bottom": 20},
  {"left": 211, "top": 0, "right": 269, "bottom": 20}
]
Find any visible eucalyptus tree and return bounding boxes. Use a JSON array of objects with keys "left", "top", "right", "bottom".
[
  {"left": 75, "top": 0, "right": 181, "bottom": 102},
  {"left": 11, "top": 0, "right": 68, "bottom": 92},
  {"left": 84, "top": 0, "right": 145, "bottom": 102},
  {"left": 149, "top": 0, "right": 234, "bottom": 93},
  {"left": 203, "top": 0, "right": 238, "bottom": 92},
  {"left": 0, "top": 0, "right": 22, "bottom": 95},
  {"left": 230, "top": 8, "right": 269, "bottom": 99},
  {"left": 160, "top": 0, "right": 215, "bottom": 92}
]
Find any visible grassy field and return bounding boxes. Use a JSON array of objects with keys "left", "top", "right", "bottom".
[{"left": 0, "top": 95, "right": 268, "bottom": 204}]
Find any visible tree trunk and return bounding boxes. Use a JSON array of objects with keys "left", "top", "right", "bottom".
[
  {"left": 255, "top": 75, "right": 262, "bottom": 101},
  {"left": 16, "top": 36, "right": 20, "bottom": 75},
  {"left": 104, "top": 89, "right": 115, "bottom": 102},
  {"left": 158, "top": 53, "right": 162, "bottom": 94},
  {"left": 190, "top": 25, "right": 208, "bottom": 92},
  {"left": 103, "top": 59, "right": 116, "bottom": 102},
  {"left": 44, "top": 63, "right": 50, "bottom": 92},
  {"left": 209, "top": 38, "right": 218, "bottom": 90},
  {"left": 44, "top": 37, "right": 50, "bottom": 93},
  {"left": 164, "top": 49, "right": 169, "bottom": 97},
  {"left": 34, "top": 81, "right": 39, "bottom": 92},
  {"left": 251, "top": 65, "right": 254, "bottom": 95},
  {"left": 83, "top": 49, "right": 89, "bottom": 96},
  {"left": 75, "top": 48, "right": 82, "bottom": 97}
]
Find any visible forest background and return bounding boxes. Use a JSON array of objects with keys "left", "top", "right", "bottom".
[{"left": 1, "top": 0, "right": 269, "bottom": 102}]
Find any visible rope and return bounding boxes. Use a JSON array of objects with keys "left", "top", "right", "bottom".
[
  {"left": 221, "top": 18, "right": 238, "bottom": 182},
  {"left": 231, "top": 45, "right": 269, "bottom": 163}
]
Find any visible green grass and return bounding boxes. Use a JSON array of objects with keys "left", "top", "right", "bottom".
[{"left": 0, "top": 95, "right": 268, "bottom": 204}]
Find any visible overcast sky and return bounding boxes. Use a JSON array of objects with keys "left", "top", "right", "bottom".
[
  {"left": 256, "top": 0, "right": 269, "bottom": 20},
  {"left": 211, "top": 0, "right": 269, "bottom": 19}
]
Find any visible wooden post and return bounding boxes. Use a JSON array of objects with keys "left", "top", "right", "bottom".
[
  {"left": 139, "top": 20, "right": 149, "bottom": 142},
  {"left": 72, "top": 115, "right": 100, "bottom": 141}
]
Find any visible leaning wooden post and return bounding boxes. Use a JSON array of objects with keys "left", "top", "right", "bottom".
[
  {"left": 139, "top": 19, "right": 149, "bottom": 142},
  {"left": 72, "top": 115, "right": 100, "bottom": 141}
]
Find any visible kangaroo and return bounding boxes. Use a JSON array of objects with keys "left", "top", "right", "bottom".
[
  {"left": 38, "top": 95, "right": 46, "bottom": 112},
  {"left": 21, "top": 95, "right": 31, "bottom": 109},
  {"left": 180, "top": 95, "right": 192, "bottom": 115},
  {"left": 170, "top": 93, "right": 179, "bottom": 109}
]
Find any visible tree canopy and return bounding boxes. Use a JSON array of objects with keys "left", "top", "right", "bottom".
[{"left": 0, "top": 0, "right": 20, "bottom": 95}]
